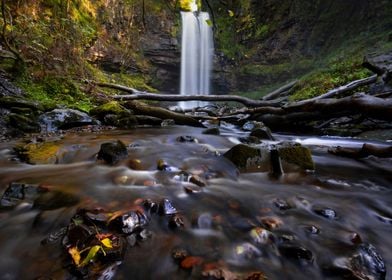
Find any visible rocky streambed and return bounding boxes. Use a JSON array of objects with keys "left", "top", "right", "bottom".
[{"left": 0, "top": 124, "right": 391, "bottom": 280}]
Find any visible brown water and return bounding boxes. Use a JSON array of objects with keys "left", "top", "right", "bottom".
[{"left": 0, "top": 127, "right": 391, "bottom": 280}]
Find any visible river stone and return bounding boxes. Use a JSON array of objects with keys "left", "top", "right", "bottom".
[
  {"left": 97, "top": 140, "right": 128, "bottom": 165},
  {"left": 39, "top": 109, "right": 97, "bottom": 132},
  {"left": 14, "top": 141, "right": 61, "bottom": 164},
  {"left": 223, "top": 144, "right": 270, "bottom": 171},
  {"left": 202, "top": 127, "right": 220, "bottom": 135},
  {"left": 0, "top": 182, "right": 46, "bottom": 208},
  {"left": 276, "top": 142, "right": 315, "bottom": 171},
  {"left": 250, "top": 127, "right": 274, "bottom": 140},
  {"left": 332, "top": 243, "right": 386, "bottom": 280},
  {"left": 223, "top": 142, "right": 314, "bottom": 172}
]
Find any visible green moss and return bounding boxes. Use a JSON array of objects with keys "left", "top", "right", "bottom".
[
  {"left": 278, "top": 144, "right": 314, "bottom": 170},
  {"left": 290, "top": 56, "right": 372, "bottom": 101},
  {"left": 14, "top": 142, "right": 61, "bottom": 164},
  {"left": 16, "top": 76, "right": 93, "bottom": 112}
]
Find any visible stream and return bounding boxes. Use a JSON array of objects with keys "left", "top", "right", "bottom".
[{"left": 0, "top": 126, "right": 391, "bottom": 279}]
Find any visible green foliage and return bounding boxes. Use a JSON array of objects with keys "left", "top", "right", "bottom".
[
  {"left": 17, "top": 76, "right": 93, "bottom": 112},
  {"left": 290, "top": 57, "right": 372, "bottom": 101}
]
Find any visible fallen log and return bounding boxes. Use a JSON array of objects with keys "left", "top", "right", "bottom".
[
  {"left": 89, "top": 81, "right": 280, "bottom": 107},
  {"left": 261, "top": 80, "right": 297, "bottom": 101},
  {"left": 251, "top": 93, "right": 392, "bottom": 128},
  {"left": 294, "top": 75, "right": 378, "bottom": 105},
  {"left": 115, "top": 92, "right": 279, "bottom": 107},
  {"left": 329, "top": 143, "right": 392, "bottom": 158},
  {"left": 124, "top": 101, "right": 205, "bottom": 127}
]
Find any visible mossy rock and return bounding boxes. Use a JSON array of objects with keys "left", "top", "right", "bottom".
[
  {"left": 223, "top": 144, "right": 270, "bottom": 171},
  {"left": 90, "top": 101, "right": 133, "bottom": 119},
  {"left": 90, "top": 101, "right": 136, "bottom": 128},
  {"left": 14, "top": 142, "right": 62, "bottom": 164},
  {"left": 277, "top": 142, "right": 314, "bottom": 171},
  {"left": 7, "top": 113, "right": 41, "bottom": 134},
  {"left": 0, "top": 96, "right": 44, "bottom": 112}
]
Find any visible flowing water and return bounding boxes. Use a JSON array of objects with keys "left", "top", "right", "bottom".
[
  {"left": 179, "top": 11, "right": 214, "bottom": 110},
  {"left": 0, "top": 127, "right": 391, "bottom": 279}
]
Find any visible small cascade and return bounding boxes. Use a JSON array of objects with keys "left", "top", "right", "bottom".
[{"left": 179, "top": 4, "right": 214, "bottom": 109}]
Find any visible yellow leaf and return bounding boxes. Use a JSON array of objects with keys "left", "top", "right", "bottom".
[
  {"left": 228, "top": 10, "right": 234, "bottom": 17},
  {"left": 80, "top": 245, "right": 100, "bottom": 267},
  {"left": 100, "top": 238, "right": 113, "bottom": 248},
  {"left": 68, "top": 247, "right": 81, "bottom": 266},
  {"left": 205, "top": 19, "right": 213, "bottom": 26}
]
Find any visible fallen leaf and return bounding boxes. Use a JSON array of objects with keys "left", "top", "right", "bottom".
[
  {"left": 80, "top": 245, "right": 100, "bottom": 267},
  {"left": 100, "top": 238, "right": 113, "bottom": 248},
  {"left": 228, "top": 10, "right": 234, "bottom": 17},
  {"left": 68, "top": 247, "right": 81, "bottom": 266},
  {"left": 180, "top": 256, "right": 203, "bottom": 269}
]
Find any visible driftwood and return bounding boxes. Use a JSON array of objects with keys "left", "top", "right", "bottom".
[
  {"left": 329, "top": 143, "right": 392, "bottom": 158},
  {"left": 124, "top": 101, "right": 205, "bottom": 127},
  {"left": 250, "top": 93, "right": 392, "bottom": 128},
  {"left": 262, "top": 80, "right": 297, "bottom": 101},
  {"left": 91, "top": 81, "right": 281, "bottom": 107},
  {"left": 294, "top": 75, "right": 378, "bottom": 105},
  {"left": 115, "top": 93, "right": 279, "bottom": 107}
]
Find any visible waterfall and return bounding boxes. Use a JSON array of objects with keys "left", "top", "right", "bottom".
[{"left": 179, "top": 9, "right": 214, "bottom": 109}]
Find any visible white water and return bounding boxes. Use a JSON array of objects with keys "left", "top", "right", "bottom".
[{"left": 179, "top": 11, "right": 214, "bottom": 109}]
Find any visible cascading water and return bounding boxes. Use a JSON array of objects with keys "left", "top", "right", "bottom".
[{"left": 179, "top": 4, "right": 214, "bottom": 109}]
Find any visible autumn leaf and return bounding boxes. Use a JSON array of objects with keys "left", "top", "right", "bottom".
[
  {"left": 228, "top": 10, "right": 234, "bottom": 17},
  {"left": 100, "top": 238, "right": 113, "bottom": 248},
  {"left": 80, "top": 245, "right": 100, "bottom": 267},
  {"left": 205, "top": 19, "right": 213, "bottom": 27},
  {"left": 68, "top": 247, "right": 81, "bottom": 266}
]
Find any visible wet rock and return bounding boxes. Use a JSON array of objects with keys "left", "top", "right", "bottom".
[
  {"left": 332, "top": 243, "right": 386, "bottom": 280},
  {"left": 273, "top": 198, "right": 292, "bottom": 210},
  {"left": 0, "top": 182, "right": 47, "bottom": 208},
  {"left": 143, "top": 199, "right": 159, "bottom": 214},
  {"left": 14, "top": 141, "right": 61, "bottom": 164},
  {"left": 157, "top": 159, "right": 178, "bottom": 171},
  {"left": 304, "top": 225, "right": 320, "bottom": 235},
  {"left": 33, "top": 190, "right": 80, "bottom": 211},
  {"left": 239, "top": 136, "right": 262, "bottom": 145},
  {"left": 249, "top": 227, "right": 272, "bottom": 245},
  {"left": 278, "top": 243, "right": 314, "bottom": 262},
  {"left": 276, "top": 141, "right": 315, "bottom": 171},
  {"left": 127, "top": 159, "right": 143, "bottom": 170},
  {"left": 172, "top": 248, "right": 188, "bottom": 261},
  {"left": 0, "top": 96, "right": 43, "bottom": 111},
  {"left": 159, "top": 198, "right": 178, "bottom": 215},
  {"left": 184, "top": 184, "right": 202, "bottom": 194},
  {"left": 97, "top": 140, "right": 128, "bottom": 165},
  {"left": 90, "top": 101, "right": 135, "bottom": 128},
  {"left": 349, "top": 232, "right": 362, "bottom": 245},
  {"left": 189, "top": 174, "right": 206, "bottom": 187},
  {"left": 223, "top": 144, "right": 270, "bottom": 171},
  {"left": 110, "top": 210, "right": 149, "bottom": 234},
  {"left": 7, "top": 113, "right": 41, "bottom": 134},
  {"left": 202, "top": 127, "right": 220, "bottom": 135},
  {"left": 259, "top": 216, "right": 283, "bottom": 230},
  {"left": 39, "top": 109, "right": 97, "bottom": 132},
  {"left": 242, "top": 121, "right": 265, "bottom": 131},
  {"left": 250, "top": 127, "right": 274, "bottom": 140},
  {"left": 134, "top": 115, "right": 161, "bottom": 126},
  {"left": 176, "top": 135, "right": 198, "bottom": 143},
  {"left": 234, "top": 243, "right": 262, "bottom": 260},
  {"left": 168, "top": 214, "right": 185, "bottom": 229},
  {"left": 313, "top": 207, "right": 337, "bottom": 219}
]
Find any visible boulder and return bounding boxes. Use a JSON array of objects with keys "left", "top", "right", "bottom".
[
  {"left": 250, "top": 127, "right": 274, "bottom": 140},
  {"left": 223, "top": 142, "right": 314, "bottom": 172},
  {"left": 14, "top": 141, "right": 61, "bottom": 164},
  {"left": 90, "top": 101, "right": 137, "bottom": 128},
  {"left": 39, "top": 109, "right": 97, "bottom": 132},
  {"left": 97, "top": 140, "right": 128, "bottom": 165}
]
